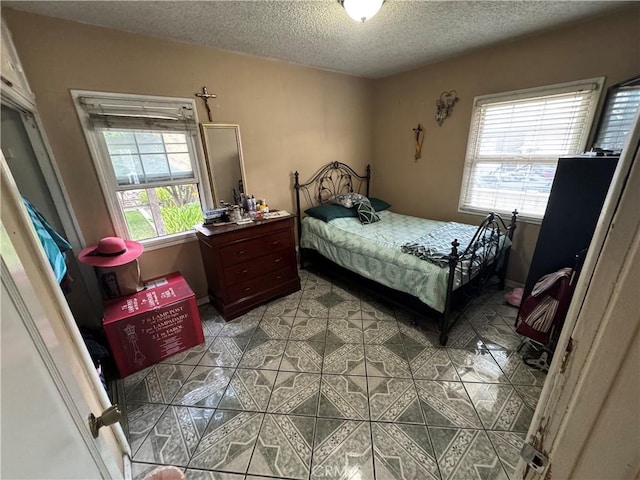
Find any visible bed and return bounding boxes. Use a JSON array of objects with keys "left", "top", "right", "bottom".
[{"left": 294, "top": 161, "right": 517, "bottom": 345}]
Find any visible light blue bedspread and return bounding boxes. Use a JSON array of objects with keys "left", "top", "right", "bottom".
[{"left": 300, "top": 210, "right": 509, "bottom": 313}]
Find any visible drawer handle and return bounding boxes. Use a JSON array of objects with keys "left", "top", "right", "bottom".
[
  {"left": 235, "top": 250, "right": 247, "bottom": 256},
  {"left": 274, "top": 258, "right": 282, "bottom": 263},
  {"left": 240, "top": 269, "right": 249, "bottom": 274},
  {"left": 270, "top": 240, "right": 280, "bottom": 246},
  {"left": 276, "top": 275, "right": 283, "bottom": 280},
  {"left": 243, "top": 287, "right": 251, "bottom": 292}
]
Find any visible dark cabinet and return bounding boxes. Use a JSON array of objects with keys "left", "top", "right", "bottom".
[
  {"left": 195, "top": 215, "right": 301, "bottom": 320},
  {"left": 522, "top": 155, "right": 619, "bottom": 303}
]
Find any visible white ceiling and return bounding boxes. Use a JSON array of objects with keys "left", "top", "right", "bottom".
[{"left": 5, "top": 1, "right": 625, "bottom": 78}]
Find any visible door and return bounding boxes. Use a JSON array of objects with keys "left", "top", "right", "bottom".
[
  {"left": 1, "top": 152, "right": 130, "bottom": 479},
  {"left": 1, "top": 104, "right": 103, "bottom": 326},
  {"left": 518, "top": 115, "right": 640, "bottom": 478}
]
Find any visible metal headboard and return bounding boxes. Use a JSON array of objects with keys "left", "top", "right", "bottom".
[{"left": 294, "top": 161, "right": 371, "bottom": 240}]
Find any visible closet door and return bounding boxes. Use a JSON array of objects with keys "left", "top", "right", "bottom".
[
  {"left": 1, "top": 105, "right": 103, "bottom": 326},
  {"left": 522, "top": 155, "right": 619, "bottom": 302}
]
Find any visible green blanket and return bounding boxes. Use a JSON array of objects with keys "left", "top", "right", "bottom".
[
  {"left": 301, "top": 211, "right": 460, "bottom": 313},
  {"left": 301, "top": 210, "right": 510, "bottom": 313}
]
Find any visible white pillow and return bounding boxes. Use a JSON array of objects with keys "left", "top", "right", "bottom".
[{"left": 329, "top": 193, "right": 368, "bottom": 209}]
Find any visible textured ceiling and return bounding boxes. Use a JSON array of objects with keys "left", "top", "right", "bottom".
[{"left": 4, "top": 1, "right": 625, "bottom": 78}]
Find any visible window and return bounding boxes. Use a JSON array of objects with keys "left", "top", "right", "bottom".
[
  {"left": 592, "top": 76, "right": 640, "bottom": 153},
  {"left": 459, "top": 78, "right": 604, "bottom": 221},
  {"left": 72, "top": 91, "right": 212, "bottom": 247}
]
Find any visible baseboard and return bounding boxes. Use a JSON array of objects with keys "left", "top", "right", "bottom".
[{"left": 197, "top": 296, "right": 210, "bottom": 306}]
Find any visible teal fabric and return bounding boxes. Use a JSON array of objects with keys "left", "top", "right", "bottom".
[
  {"left": 300, "top": 210, "right": 509, "bottom": 313},
  {"left": 305, "top": 203, "right": 357, "bottom": 222},
  {"left": 23, "top": 198, "right": 72, "bottom": 283},
  {"left": 369, "top": 197, "right": 391, "bottom": 212},
  {"left": 356, "top": 200, "right": 380, "bottom": 224}
]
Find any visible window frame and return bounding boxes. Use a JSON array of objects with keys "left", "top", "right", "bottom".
[
  {"left": 71, "top": 90, "right": 213, "bottom": 250},
  {"left": 590, "top": 75, "right": 640, "bottom": 153},
  {"left": 458, "top": 77, "right": 605, "bottom": 224}
]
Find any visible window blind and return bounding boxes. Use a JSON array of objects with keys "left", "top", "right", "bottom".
[
  {"left": 79, "top": 96, "right": 196, "bottom": 132},
  {"left": 593, "top": 86, "right": 640, "bottom": 152},
  {"left": 460, "top": 79, "right": 602, "bottom": 220}
]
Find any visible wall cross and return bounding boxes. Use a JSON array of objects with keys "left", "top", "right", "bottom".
[{"left": 195, "top": 86, "right": 217, "bottom": 122}]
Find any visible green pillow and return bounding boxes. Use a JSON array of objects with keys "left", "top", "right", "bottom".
[
  {"left": 356, "top": 201, "right": 380, "bottom": 224},
  {"left": 305, "top": 204, "right": 357, "bottom": 222},
  {"left": 369, "top": 197, "right": 391, "bottom": 212}
]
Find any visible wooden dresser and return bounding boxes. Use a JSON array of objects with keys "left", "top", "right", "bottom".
[{"left": 195, "top": 214, "right": 300, "bottom": 320}]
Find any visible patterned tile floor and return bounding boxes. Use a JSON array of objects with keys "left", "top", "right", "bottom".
[{"left": 126, "top": 269, "right": 545, "bottom": 480}]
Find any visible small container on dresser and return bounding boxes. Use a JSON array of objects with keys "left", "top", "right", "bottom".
[{"left": 195, "top": 214, "right": 300, "bottom": 320}]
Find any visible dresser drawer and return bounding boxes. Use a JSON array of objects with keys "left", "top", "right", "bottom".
[
  {"left": 226, "top": 266, "right": 297, "bottom": 303},
  {"left": 224, "top": 250, "right": 292, "bottom": 285},
  {"left": 195, "top": 215, "right": 300, "bottom": 320},
  {"left": 220, "top": 230, "right": 291, "bottom": 267}
]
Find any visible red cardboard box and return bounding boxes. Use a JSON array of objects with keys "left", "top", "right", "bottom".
[{"left": 103, "top": 272, "right": 204, "bottom": 377}]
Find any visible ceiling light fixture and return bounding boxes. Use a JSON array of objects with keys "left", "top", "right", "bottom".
[{"left": 339, "top": 0, "right": 384, "bottom": 23}]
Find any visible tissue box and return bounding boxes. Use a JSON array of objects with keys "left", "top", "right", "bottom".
[{"left": 103, "top": 272, "right": 204, "bottom": 377}]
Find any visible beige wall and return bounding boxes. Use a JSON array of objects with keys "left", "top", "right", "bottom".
[
  {"left": 3, "top": 9, "right": 373, "bottom": 298},
  {"left": 4, "top": 6, "right": 640, "bottom": 295},
  {"left": 371, "top": 5, "right": 640, "bottom": 283}
]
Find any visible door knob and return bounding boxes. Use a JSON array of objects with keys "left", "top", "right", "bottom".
[{"left": 88, "top": 405, "right": 122, "bottom": 438}]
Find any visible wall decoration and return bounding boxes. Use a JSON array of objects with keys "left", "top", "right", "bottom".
[
  {"left": 195, "top": 86, "right": 217, "bottom": 122},
  {"left": 413, "top": 123, "right": 425, "bottom": 161},
  {"left": 435, "top": 90, "right": 459, "bottom": 126}
]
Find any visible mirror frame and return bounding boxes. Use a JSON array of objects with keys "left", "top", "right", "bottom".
[{"left": 199, "top": 123, "right": 247, "bottom": 206}]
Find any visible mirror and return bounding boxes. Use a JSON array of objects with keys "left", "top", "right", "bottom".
[{"left": 200, "top": 123, "right": 247, "bottom": 205}]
